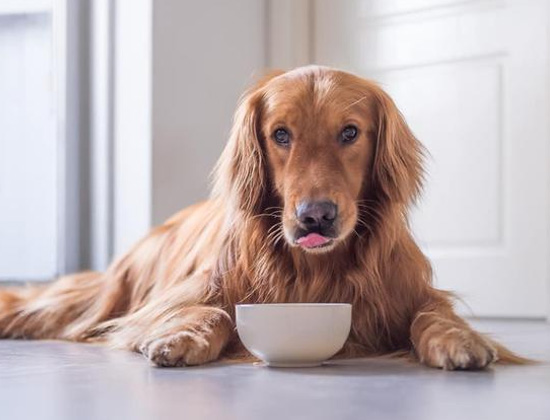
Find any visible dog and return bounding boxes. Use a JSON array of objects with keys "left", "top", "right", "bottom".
[{"left": 0, "top": 65, "right": 525, "bottom": 369}]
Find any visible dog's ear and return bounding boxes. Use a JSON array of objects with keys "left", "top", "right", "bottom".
[
  {"left": 212, "top": 70, "right": 284, "bottom": 214},
  {"left": 371, "top": 86, "right": 425, "bottom": 207}
]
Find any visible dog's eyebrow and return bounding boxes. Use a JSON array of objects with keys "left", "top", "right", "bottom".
[{"left": 343, "top": 96, "right": 368, "bottom": 111}]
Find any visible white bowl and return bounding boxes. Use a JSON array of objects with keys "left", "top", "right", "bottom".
[{"left": 236, "top": 303, "right": 352, "bottom": 367}]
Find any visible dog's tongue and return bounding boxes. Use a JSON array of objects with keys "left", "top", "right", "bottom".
[{"left": 296, "top": 233, "right": 330, "bottom": 248}]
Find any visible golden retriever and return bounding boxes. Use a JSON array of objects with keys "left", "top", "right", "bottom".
[{"left": 0, "top": 66, "right": 525, "bottom": 369}]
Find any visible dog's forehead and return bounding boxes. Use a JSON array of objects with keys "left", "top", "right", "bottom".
[
  {"left": 267, "top": 70, "right": 339, "bottom": 102},
  {"left": 263, "top": 69, "right": 375, "bottom": 118}
]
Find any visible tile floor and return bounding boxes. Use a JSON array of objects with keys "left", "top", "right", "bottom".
[{"left": 0, "top": 320, "right": 548, "bottom": 420}]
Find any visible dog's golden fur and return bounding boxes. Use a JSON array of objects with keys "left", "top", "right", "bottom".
[{"left": 0, "top": 66, "right": 526, "bottom": 369}]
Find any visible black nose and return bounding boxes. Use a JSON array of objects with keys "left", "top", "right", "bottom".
[{"left": 296, "top": 200, "right": 338, "bottom": 230}]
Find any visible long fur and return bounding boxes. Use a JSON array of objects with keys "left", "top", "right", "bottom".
[{"left": 0, "top": 66, "right": 527, "bottom": 369}]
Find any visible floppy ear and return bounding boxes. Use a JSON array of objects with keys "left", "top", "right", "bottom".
[
  {"left": 372, "top": 87, "right": 425, "bottom": 207},
  {"left": 212, "top": 71, "right": 284, "bottom": 214}
]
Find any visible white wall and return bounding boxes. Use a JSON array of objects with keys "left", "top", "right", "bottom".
[
  {"left": 109, "top": 0, "right": 267, "bottom": 257},
  {"left": 152, "top": 0, "right": 267, "bottom": 224}
]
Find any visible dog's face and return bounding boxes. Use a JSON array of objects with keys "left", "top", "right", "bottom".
[
  {"left": 261, "top": 70, "right": 376, "bottom": 253},
  {"left": 218, "top": 66, "right": 423, "bottom": 255}
]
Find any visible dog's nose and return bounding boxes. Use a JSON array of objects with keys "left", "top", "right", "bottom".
[{"left": 296, "top": 200, "right": 338, "bottom": 230}]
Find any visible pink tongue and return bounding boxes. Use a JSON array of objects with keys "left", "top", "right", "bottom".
[{"left": 296, "top": 233, "right": 330, "bottom": 248}]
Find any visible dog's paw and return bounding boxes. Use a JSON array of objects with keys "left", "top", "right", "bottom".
[
  {"left": 418, "top": 327, "right": 498, "bottom": 370},
  {"left": 141, "top": 330, "right": 220, "bottom": 367},
  {"left": 139, "top": 309, "right": 233, "bottom": 367}
]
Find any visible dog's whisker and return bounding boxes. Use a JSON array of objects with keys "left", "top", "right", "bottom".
[
  {"left": 343, "top": 96, "right": 367, "bottom": 111},
  {"left": 250, "top": 211, "right": 283, "bottom": 221}
]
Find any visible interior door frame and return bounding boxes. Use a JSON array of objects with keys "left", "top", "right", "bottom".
[
  {"left": 53, "top": 0, "right": 151, "bottom": 274},
  {"left": 52, "top": 0, "right": 88, "bottom": 276},
  {"left": 89, "top": 0, "right": 153, "bottom": 266},
  {"left": 89, "top": 0, "right": 115, "bottom": 271}
]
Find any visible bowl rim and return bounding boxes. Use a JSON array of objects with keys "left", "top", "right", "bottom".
[{"left": 236, "top": 303, "right": 351, "bottom": 308}]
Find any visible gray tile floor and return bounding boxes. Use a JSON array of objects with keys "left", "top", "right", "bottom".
[{"left": 0, "top": 320, "right": 549, "bottom": 420}]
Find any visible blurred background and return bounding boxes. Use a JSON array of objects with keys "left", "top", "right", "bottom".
[{"left": 1, "top": 0, "right": 549, "bottom": 320}]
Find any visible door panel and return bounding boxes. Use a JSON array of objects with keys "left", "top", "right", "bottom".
[
  {"left": 314, "top": 0, "right": 550, "bottom": 317},
  {"left": 0, "top": 11, "right": 58, "bottom": 280}
]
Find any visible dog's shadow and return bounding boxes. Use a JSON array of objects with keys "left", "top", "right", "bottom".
[
  {"left": 173, "top": 356, "right": 498, "bottom": 379},
  {"left": 257, "top": 357, "right": 497, "bottom": 378}
]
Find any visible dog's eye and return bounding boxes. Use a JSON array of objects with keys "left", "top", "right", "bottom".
[
  {"left": 340, "top": 125, "right": 358, "bottom": 144},
  {"left": 273, "top": 128, "right": 291, "bottom": 146}
]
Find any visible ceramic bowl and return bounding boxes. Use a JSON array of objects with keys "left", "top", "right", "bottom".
[{"left": 236, "top": 303, "right": 352, "bottom": 367}]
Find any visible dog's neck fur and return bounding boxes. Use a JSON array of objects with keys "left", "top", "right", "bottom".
[
  {"left": 217, "top": 205, "right": 397, "bottom": 306},
  {"left": 214, "top": 207, "right": 411, "bottom": 353}
]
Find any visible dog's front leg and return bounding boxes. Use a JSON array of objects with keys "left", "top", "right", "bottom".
[
  {"left": 137, "top": 306, "right": 233, "bottom": 367},
  {"left": 410, "top": 303, "right": 497, "bottom": 370}
]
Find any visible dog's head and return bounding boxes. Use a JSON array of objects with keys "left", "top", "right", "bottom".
[{"left": 215, "top": 66, "right": 424, "bottom": 254}]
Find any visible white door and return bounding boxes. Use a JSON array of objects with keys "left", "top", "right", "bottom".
[
  {"left": 314, "top": 0, "right": 550, "bottom": 318},
  {"left": 0, "top": 1, "right": 81, "bottom": 281},
  {"left": 0, "top": 5, "right": 58, "bottom": 281}
]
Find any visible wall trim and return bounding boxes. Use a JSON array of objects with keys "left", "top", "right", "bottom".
[
  {"left": 90, "top": 0, "right": 115, "bottom": 270},
  {"left": 111, "top": 0, "right": 153, "bottom": 257},
  {"left": 53, "top": 0, "right": 84, "bottom": 275}
]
